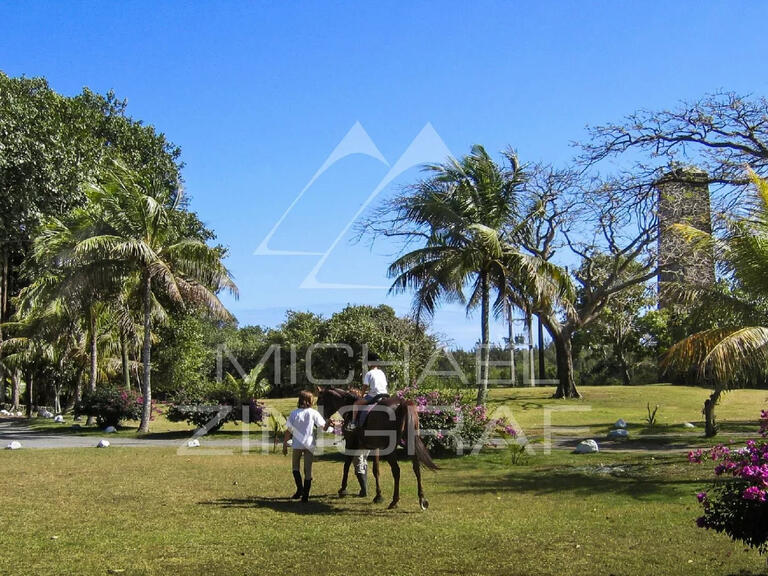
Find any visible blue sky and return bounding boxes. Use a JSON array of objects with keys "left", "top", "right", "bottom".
[{"left": 1, "top": 1, "right": 766, "bottom": 347}]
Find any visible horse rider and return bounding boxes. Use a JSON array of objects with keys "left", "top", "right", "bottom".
[{"left": 345, "top": 352, "right": 389, "bottom": 433}]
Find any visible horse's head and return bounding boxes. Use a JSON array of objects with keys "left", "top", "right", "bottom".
[
  {"left": 315, "top": 386, "right": 338, "bottom": 421},
  {"left": 316, "top": 386, "right": 358, "bottom": 421}
]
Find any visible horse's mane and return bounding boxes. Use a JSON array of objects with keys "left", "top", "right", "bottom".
[{"left": 322, "top": 386, "right": 361, "bottom": 403}]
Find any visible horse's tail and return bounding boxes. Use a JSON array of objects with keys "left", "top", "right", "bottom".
[{"left": 405, "top": 401, "right": 439, "bottom": 471}]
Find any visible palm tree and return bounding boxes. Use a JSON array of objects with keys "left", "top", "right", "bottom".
[
  {"left": 17, "top": 215, "right": 125, "bottom": 421},
  {"left": 72, "top": 164, "right": 238, "bottom": 432},
  {"left": 3, "top": 297, "right": 91, "bottom": 413},
  {"left": 663, "top": 171, "right": 768, "bottom": 436},
  {"left": 387, "top": 146, "right": 527, "bottom": 405}
]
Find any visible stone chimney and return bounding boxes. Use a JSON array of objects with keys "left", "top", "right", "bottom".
[{"left": 657, "top": 166, "right": 715, "bottom": 308}]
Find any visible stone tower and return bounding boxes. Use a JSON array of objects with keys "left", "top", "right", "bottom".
[{"left": 657, "top": 166, "right": 715, "bottom": 308}]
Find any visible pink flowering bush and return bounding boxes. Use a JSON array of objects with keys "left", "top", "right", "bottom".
[
  {"left": 75, "top": 386, "right": 142, "bottom": 427},
  {"left": 396, "top": 384, "right": 517, "bottom": 455},
  {"left": 690, "top": 410, "right": 768, "bottom": 552}
]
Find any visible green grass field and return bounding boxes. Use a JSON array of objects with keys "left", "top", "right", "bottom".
[
  {"left": 5, "top": 385, "right": 765, "bottom": 575},
  {"left": 27, "top": 384, "right": 765, "bottom": 443},
  {"left": 487, "top": 384, "right": 765, "bottom": 436},
  {"left": 0, "top": 446, "right": 763, "bottom": 576}
]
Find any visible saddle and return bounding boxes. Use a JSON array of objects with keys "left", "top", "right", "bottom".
[{"left": 343, "top": 394, "right": 392, "bottom": 443}]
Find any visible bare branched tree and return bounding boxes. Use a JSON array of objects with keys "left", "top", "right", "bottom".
[
  {"left": 508, "top": 167, "right": 660, "bottom": 398},
  {"left": 578, "top": 91, "right": 768, "bottom": 213}
]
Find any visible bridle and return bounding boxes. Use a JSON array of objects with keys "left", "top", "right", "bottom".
[{"left": 318, "top": 386, "right": 358, "bottom": 420}]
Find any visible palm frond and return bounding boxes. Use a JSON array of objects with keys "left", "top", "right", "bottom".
[{"left": 663, "top": 326, "right": 768, "bottom": 387}]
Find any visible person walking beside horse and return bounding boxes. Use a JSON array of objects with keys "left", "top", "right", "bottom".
[{"left": 283, "top": 390, "right": 336, "bottom": 503}]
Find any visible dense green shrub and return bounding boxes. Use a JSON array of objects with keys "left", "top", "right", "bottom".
[
  {"left": 166, "top": 369, "right": 269, "bottom": 432},
  {"left": 75, "top": 387, "right": 142, "bottom": 428}
]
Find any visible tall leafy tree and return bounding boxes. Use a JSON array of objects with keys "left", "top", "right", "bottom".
[
  {"left": 18, "top": 227, "right": 124, "bottom": 403},
  {"left": 18, "top": 161, "right": 237, "bottom": 429},
  {"left": 366, "top": 145, "right": 527, "bottom": 405},
  {"left": 0, "top": 72, "right": 186, "bottom": 410},
  {"left": 72, "top": 164, "right": 238, "bottom": 432},
  {"left": 323, "top": 304, "right": 437, "bottom": 387}
]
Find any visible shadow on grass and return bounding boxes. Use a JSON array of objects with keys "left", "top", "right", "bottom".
[
  {"left": 202, "top": 495, "right": 422, "bottom": 516},
  {"left": 717, "top": 420, "right": 762, "bottom": 434},
  {"left": 206, "top": 496, "right": 337, "bottom": 514},
  {"left": 445, "top": 461, "right": 702, "bottom": 500}
]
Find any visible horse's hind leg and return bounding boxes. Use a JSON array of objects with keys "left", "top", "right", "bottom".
[
  {"left": 372, "top": 451, "right": 383, "bottom": 504},
  {"left": 412, "top": 458, "right": 428, "bottom": 510},
  {"left": 387, "top": 454, "right": 400, "bottom": 510},
  {"left": 338, "top": 455, "right": 353, "bottom": 497}
]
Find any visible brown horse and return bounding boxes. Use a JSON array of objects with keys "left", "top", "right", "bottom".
[{"left": 316, "top": 386, "right": 437, "bottom": 510}]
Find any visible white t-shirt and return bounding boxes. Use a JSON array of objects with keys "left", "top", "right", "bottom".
[
  {"left": 286, "top": 407, "right": 327, "bottom": 452},
  {"left": 363, "top": 367, "right": 388, "bottom": 397}
]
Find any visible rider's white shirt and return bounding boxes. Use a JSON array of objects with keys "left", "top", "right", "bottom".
[{"left": 363, "top": 367, "right": 388, "bottom": 397}]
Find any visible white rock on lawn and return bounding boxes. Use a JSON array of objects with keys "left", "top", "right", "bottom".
[
  {"left": 15, "top": 411, "right": 23, "bottom": 417},
  {"left": 575, "top": 439, "right": 599, "bottom": 454},
  {"left": 187, "top": 439, "right": 201, "bottom": 448},
  {"left": 607, "top": 429, "right": 629, "bottom": 439},
  {"left": 104, "top": 426, "right": 117, "bottom": 433},
  {"left": 54, "top": 415, "right": 65, "bottom": 423},
  {"left": 97, "top": 440, "right": 110, "bottom": 448},
  {"left": 0, "top": 409, "right": 10, "bottom": 416},
  {"left": 6, "top": 441, "right": 22, "bottom": 450},
  {"left": 614, "top": 418, "right": 627, "bottom": 429},
  {"left": 683, "top": 422, "right": 695, "bottom": 428}
]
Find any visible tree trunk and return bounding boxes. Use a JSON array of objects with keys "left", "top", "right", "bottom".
[
  {"left": 74, "top": 368, "right": 83, "bottom": 403},
  {"left": 54, "top": 385, "right": 61, "bottom": 415},
  {"left": 86, "top": 310, "right": 98, "bottom": 426},
  {"left": 506, "top": 301, "right": 516, "bottom": 386},
  {"left": 64, "top": 367, "right": 84, "bottom": 413},
  {"left": 139, "top": 274, "right": 153, "bottom": 433},
  {"left": 26, "top": 372, "right": 34, "bottom": 418},
  {"left": 121, "top": 331, "right": 131, "bottom": 390},
  {"left": 11, "top": 370, "right": 20, "bottom": 411},
  {"left": 616, "top": 349, "right": 631, "bottom": 386},
  {"left": 552, "top": 329, "right": 581, "bottom": 399},
  {"left": 1, "top": 249, "right": 7, "bottom": 321},
  {"left": 613, "top": 328, "right": 631, "bottom": 386},
  {"left": 526, "top": 313, "right": 535, "bottom": 386},
  {"left": 703, "top": 388, "right": 721, "bottom": 438},
  {"left": 537, "top": 317, "right": 545, "bottom": 382},
  {"left": 476, "top": 273, "right": 490, "bottom": 406}
]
